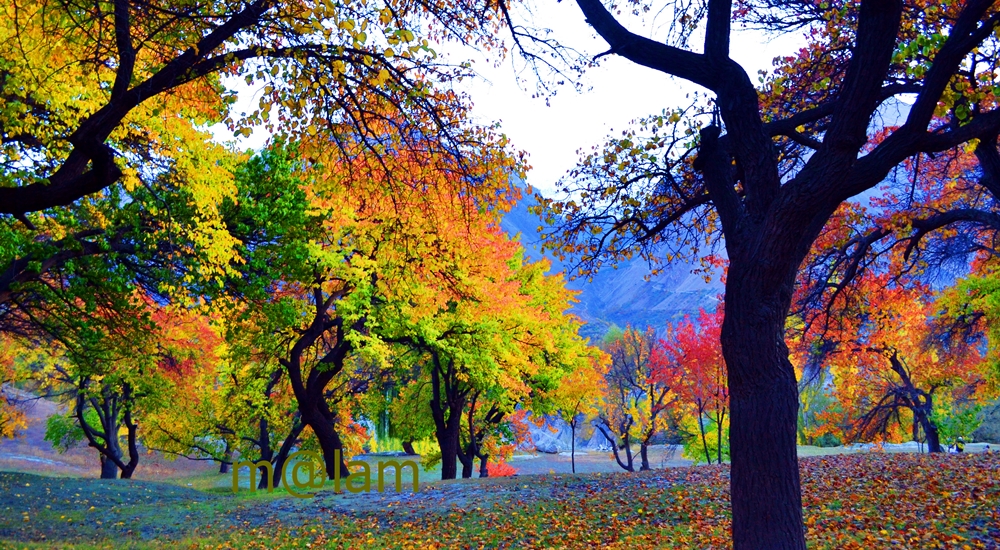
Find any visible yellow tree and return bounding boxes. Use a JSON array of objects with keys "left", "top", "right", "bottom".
[
  {"left": 550, "top": 352, "right": 607, "bottom": 473},
  {"left": 597, "top": 325, "right": 676, "bottom": 472}
]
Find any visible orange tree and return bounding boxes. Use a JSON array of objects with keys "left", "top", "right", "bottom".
[
  {"left": 0, "top": 0, "right": 518, "bottom": 217},
  {"left": 796, "top": 272, "right": 990, "bottom": 453},
  {"left": 596, "top": 325, "right": 676, "bottom": 472},
  {"left": 550, "top": 351, "right": 606, "bottom": 473},
  {"left": 524, "top": 1, "right": 1000, "bottom": 545},
  {"left": 209, "top": 132, "right": 534, "bottom": 479}
]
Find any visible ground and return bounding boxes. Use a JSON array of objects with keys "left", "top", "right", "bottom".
[
  {"left": 2, "top": 395, "right": 998, "bottom": 548},
  {"left": 1, "top": 452, "right": 998, "bottom": 549}
]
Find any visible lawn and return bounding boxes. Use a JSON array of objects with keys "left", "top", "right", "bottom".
[{"left": 1, "top": 452, "right": 998, "bottom": 549}]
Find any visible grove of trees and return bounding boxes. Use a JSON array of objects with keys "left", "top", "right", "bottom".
[{"left": 2, "top": 1, "right": 1000, "bottom": 549}]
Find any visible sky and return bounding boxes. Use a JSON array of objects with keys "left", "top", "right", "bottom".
[
  {"left": 449, "top": 3, "right": 806, "bottom": 196},
  {"left": 214, "top": 6, "right": 805, "bottom": 198}
]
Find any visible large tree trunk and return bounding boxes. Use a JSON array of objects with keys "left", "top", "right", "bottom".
[
  {"left": 305, "top": 400, "right": 350, "bottom": 479},
  {"left": 428, "top": 354, "right": 466, "bottom": 480},
  {"left": 437, "top": 425, "right": 461, "bottom": 480},
  {"left": 478, "top": 453, "right": 489, "bottom": 478},
  {"left": 459, "top": 447, "right": 474, "bottom": 478},
  {"left": 100, "top": 455, "right": 118, "bottom": 479},
  {"left": 723, "top": 287, "right": 805, "bottom": 550},
  {"left": 914, "top": 407, "right": 942, "bottom": 453}
]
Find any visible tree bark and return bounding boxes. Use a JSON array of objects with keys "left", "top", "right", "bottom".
[
  {"left": 697, "top": 405, "right": 712, "bottom": 464},
  {"left": 639, "top": 443, "right": 651, "bottom": 471},
  {"left": 100, "top": 455, "right": 119, "bottom": 479},
  {"left": 717, "top": 408, "right": 727, "bottom": 465},
  {"left": 723, "top": 289, "right": 805, "bottom": 550},
  {"left": 402, "top": 441, "right": 417, "bottom": 456},
  {"left": 428, "top": 353, "right": 466, "bottom": 480},
  {"left": 252, "top": 416, "right": 275, "bottom": 489},
  {"left": 914, "top": 407, "right": 942, "bottom": 453},
  {"left": 459, "top": 447, "right": 474, "bottom": 479},
  {"left": 437, "top": 429, "right": 461, "bottom": 480},
  {"left": 570, "top": 421, "right": 576, "bottom": 474}
]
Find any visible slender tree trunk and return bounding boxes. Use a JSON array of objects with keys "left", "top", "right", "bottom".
[
  {"left": 271, "top": 415, "right": 306, "bottom": 488},
  {"left": 639, "top": 443, "right": 650, "bottom": 471},
  {"left": 595, "top": 421, "right": 634, "bottom": 472},
  {"left": 717, "top": 409, "right": 726, "bottom": 465},
  {"left": 622, "top": 433, "right": 634, "bottom": 471},
  {"left": 698, "top": 407, "right": 712, "bottom": 464},
  {"left": 118, "top": 399, "right": 139, "bottom": 479},
  {"left": 570, "top": 421, "right": 576, "bottom": 474},
  {"left": 402, "top": 441, "right": 417, "bottom": 456},
  {"left": 478, "top": 453, "right": 489, "bottom": 477},
  {"left": 255, "top": 417, "right": 275, "bottom": 489},
  {"left": 723, "top": 287, "right": 805, "bottom": 550}
]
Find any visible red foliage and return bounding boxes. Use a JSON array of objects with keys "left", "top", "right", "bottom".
[{"left": 486, "top": 459, "right": 518, "bottom": 477}]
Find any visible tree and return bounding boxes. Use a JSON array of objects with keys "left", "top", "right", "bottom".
[
  {"left": 657, "top": 306, "right": 729, "bottom": 465},
  {"left": 550, "top": 354, "right": 606, "bottom": 473},
  {"left": 388, "top": 251, "right": 597, "bottom": 480},
  {"left": 211, "top": 134, "right": 532, "bottom": 480},
  {"left": 798, "top": 273, "right": 989, "bottom": 453},
  {"left": 0, "top": 339, "right": 26, "bottom": 438},
  {"left": 0, "top": 0, "right": 516, "bottom": 218},
  {"left": 528, "top": 2, "right": 1000, "bottom": 545},
  {"left": 596, "top": 326, "right": 675, "bottom": 472}
]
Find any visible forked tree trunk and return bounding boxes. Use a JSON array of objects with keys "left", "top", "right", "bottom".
[
  {"left": 697, "top": 407, "right": 712, "bottom": 464},
  {"left": 723, "top": 286, "right": 805, "bottom": 549},
  {"left": 459, "top": 447, "right": 474, "bottom": 478}
]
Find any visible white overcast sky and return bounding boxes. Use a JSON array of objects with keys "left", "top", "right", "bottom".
[
  {"left": 450, "top": 3, "right": 806, "bottom": 196},
  {"left": 215, "top": 6, "right": 805, "bottom": 198}
]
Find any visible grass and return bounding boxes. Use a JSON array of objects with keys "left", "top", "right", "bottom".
[{"left": 1, "top": 451, "right": 998, "bottom": 549}]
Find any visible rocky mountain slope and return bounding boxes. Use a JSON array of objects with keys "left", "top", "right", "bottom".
[{"left": 500, "top": 189, "right": 723, "bottom": 341}]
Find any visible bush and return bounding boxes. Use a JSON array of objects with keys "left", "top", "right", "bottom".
[
  {"left": 814, "top": 433, "right": 842, "bottom": 448},
  {"left": 486, "top": 459, "right": 517, "bottom": 477}
]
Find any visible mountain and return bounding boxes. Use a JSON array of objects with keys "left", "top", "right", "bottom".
[{"left": 500, "top": 189, "right": 723, "bottom": 342}]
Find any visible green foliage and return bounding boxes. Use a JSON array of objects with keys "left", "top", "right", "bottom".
[
  {"left": 679, "top": 414, "right": 729, "bottom": 464},
  {"left": 932, "top": 403, "right": 983, "bottom": 446},
  {"left": 43, "top": 410, "right": 97, "bottom": 453}
]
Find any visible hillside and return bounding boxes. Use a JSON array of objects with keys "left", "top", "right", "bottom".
[{"left": 501, "top": 189, "right": 723, "bottom": 341}]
